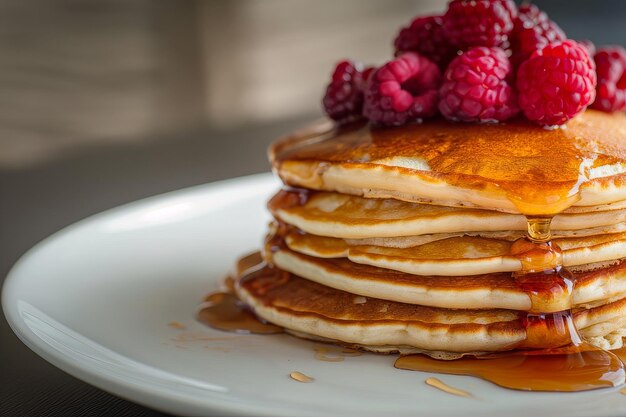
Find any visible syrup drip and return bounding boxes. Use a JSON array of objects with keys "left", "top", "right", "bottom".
[
  {"left": 222, "top": 276, "right": 236, "bottom": 293},
  {"left": 525, "top": 216, "right": 553, "bottom": 243},
  {"left": 167, "top": 321, "right": 187, "bottom": 330},
  {"left": 267, "top": 187, "right": 313, "bottom": 213},
  {"left": 514, "top": 217, "right": 578, "bottom": 347},
  {"left": 313, "top": 345, "right": 363, "bottom": 362},
  {"left": 197, "top": 292, "right": 283, "bottom": 335},
  {"left": 264, "top": 223, "right": 290, "bottom": 257},
  {"left": 314, "top": 346, "right": 345, "bottom": 362},
  {"left": 613, "top": 346, "right": 626, "bottom": 361},
  {"left": 198, "top": 253, "right": 288, "bottom": 334},
  {"left": 290, "top": 371, "right": 314, "bottom": 383},
  {"left": 396, "top": 216, "right": 626, "bottom": 391},
  {"left": 424, "top": 377, "right": 472, "bottom": 398}
]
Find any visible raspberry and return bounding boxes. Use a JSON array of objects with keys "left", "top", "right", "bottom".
[
  {"left": 510, "top": 4, "right": 566, "bottom": 67},
  {"left": 394, "top": 15, "right": 455, "bottom": 67},
  {"left": 322, "top": 60, "right": 369, "bottom": 122},
  {"left": 443, "top": 0, "right": 516, "bottom": 49},
  {"left": 592, "top": 46, "right": 626, "bottom": 112},
  {"left": 361, "top": 66, "right": 376, "bottom": 87},
  {"left": 517, "top": 40, "right": 597, "bottom": 126},
  {"left": 578, "top": 39, "right": 596, "bottom": 57},
  {"left": 438, "top": 47, "right": 518, "bottom": 122},
  {"left": 363, "top": 53, "right": 441, "bottom": 126}
]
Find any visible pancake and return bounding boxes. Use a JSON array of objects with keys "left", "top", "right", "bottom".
[
  {"left": 269, "top": 248, "right": 626, "bottom": 312},
  {"left": 343, "top": 226, "right": 626, "bottom": 250},
  {"left": 270, "top": 111, "right": 626, "bottom": 215},
  {"left": 217, "top": 111, "right": 626, "bottom": 360},
  {"left": 235, "top": 256, "right": 626, "bottom": 354},
  {"left": 284, "top": 325, "right": 626, "bottom": 356},
  {"left": 269, "top": 190, "right": 626, "bottom": 239},
  {"left": 281, "top": 229, "right": 626, "bottom": 276}
]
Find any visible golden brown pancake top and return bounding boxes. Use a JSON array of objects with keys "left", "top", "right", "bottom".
[{"left": 271, "top": 111, "right": 626, "bottom": 214}]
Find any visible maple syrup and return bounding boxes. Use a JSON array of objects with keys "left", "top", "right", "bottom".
[
  {"left": 271, "top": 115, "right": 626, "bottom": 215},
  {"left": 396, "top": 344, "right": 624, "bottom": 392},
  {"left": 222, "top": 276, "right": 236, "bottom": 293},
  {"left": 613, "top": 346, "right": 626, "bottom": 361},
  {"left": 424, "top": 377, "right": 472, "bottom": 397},
  {"left": 197, "top": 252, "right": 292, "bottom": 334},
  {"left": 314, "top": 346, "right": 345, "bottom": 362},
  {"left": 313, "top": 345, "right": 363, "bottom": 362},
  {"left": 263, "top": 223, "right": 291, "bottom": 258},
  {"left": 267, "top": 187, "right": 314, "bottom": 213},
  {"left": 290, "top": 371, "right": 314, "bottom": 383},
  {"left": 197, "top": 291, "right": 283, "bottom": 335},
  {"left": 512, "top": 217, "right": 579, "bottom": 349}
]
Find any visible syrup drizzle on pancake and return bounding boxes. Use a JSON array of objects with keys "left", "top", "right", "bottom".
[
  {"left": 267, "top": 187, "right": 315, "bottom": 216},
  {"left": 271, "top": 112, "right": 626, "bottom": 215}
]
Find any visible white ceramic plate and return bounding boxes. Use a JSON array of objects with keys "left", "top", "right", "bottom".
[{"left": 4, "top": 173, "right": 626, "bottom": 417}]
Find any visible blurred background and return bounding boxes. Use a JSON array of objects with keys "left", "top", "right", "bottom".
[{"left": 1, "top": 1, "right": 626, "bottom": 416}]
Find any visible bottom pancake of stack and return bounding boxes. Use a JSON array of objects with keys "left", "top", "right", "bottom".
[{"left": 233, "top": 251, "right": 626, "bottom": 358}]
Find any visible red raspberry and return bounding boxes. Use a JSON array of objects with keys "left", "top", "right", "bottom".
[
  {"left": 394, "top": 15, "right": 455, "bottom": 67},
  {"left": 578, "top": 40, "right": 596, "bottom": 57},
  {"left": 592, "top": 46, "right": 626, "bottom": 112},
  {"left": 510, "top": 4, "right": 566, "bottom": 67},
  {"left": 438, "top": 47, "right": 518, "bottom": 122},
  {"left": 322, "top": 60, "right": 370, "bottom": 122},
  {"left": 517, "top": 40, "right": 597, "bottom": 126},
  {"left": 363, "top": 53, "right": 441, "bottom": 126},
  {"left": 443, "top": 0, "right": 516, "bottom": 49},
  {"left": 361, "top": 66, "right": 376, "bottom": 87}
]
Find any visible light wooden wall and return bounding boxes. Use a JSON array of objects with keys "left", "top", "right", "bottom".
[
  {"left": 0, "top": 0, "right": 445, "bottom": 168},
  {"left": 199, "top": 0, "right": 445, "bottom": 125}
]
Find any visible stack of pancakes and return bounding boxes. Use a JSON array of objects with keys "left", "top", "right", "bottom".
[{"left": 234, "top": 110, "right": 626, "bottom": 357}]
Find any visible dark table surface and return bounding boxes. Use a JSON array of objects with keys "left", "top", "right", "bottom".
[{"left": 0, "top": 116, "right": 311, "bottom": 417}]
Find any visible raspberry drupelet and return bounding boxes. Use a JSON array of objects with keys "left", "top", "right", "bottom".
[
  {"left": 517, "top": 40, "right": 597, "bottom": 127},
  {"left": 439, "top": 47, "right": 518, "bottom": 122},
  {"left": 363, "top": 52, "right": 441, "bottom": 126},
  {"left": 578, "top": 40, "right": 596, "bottom": 57}
]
